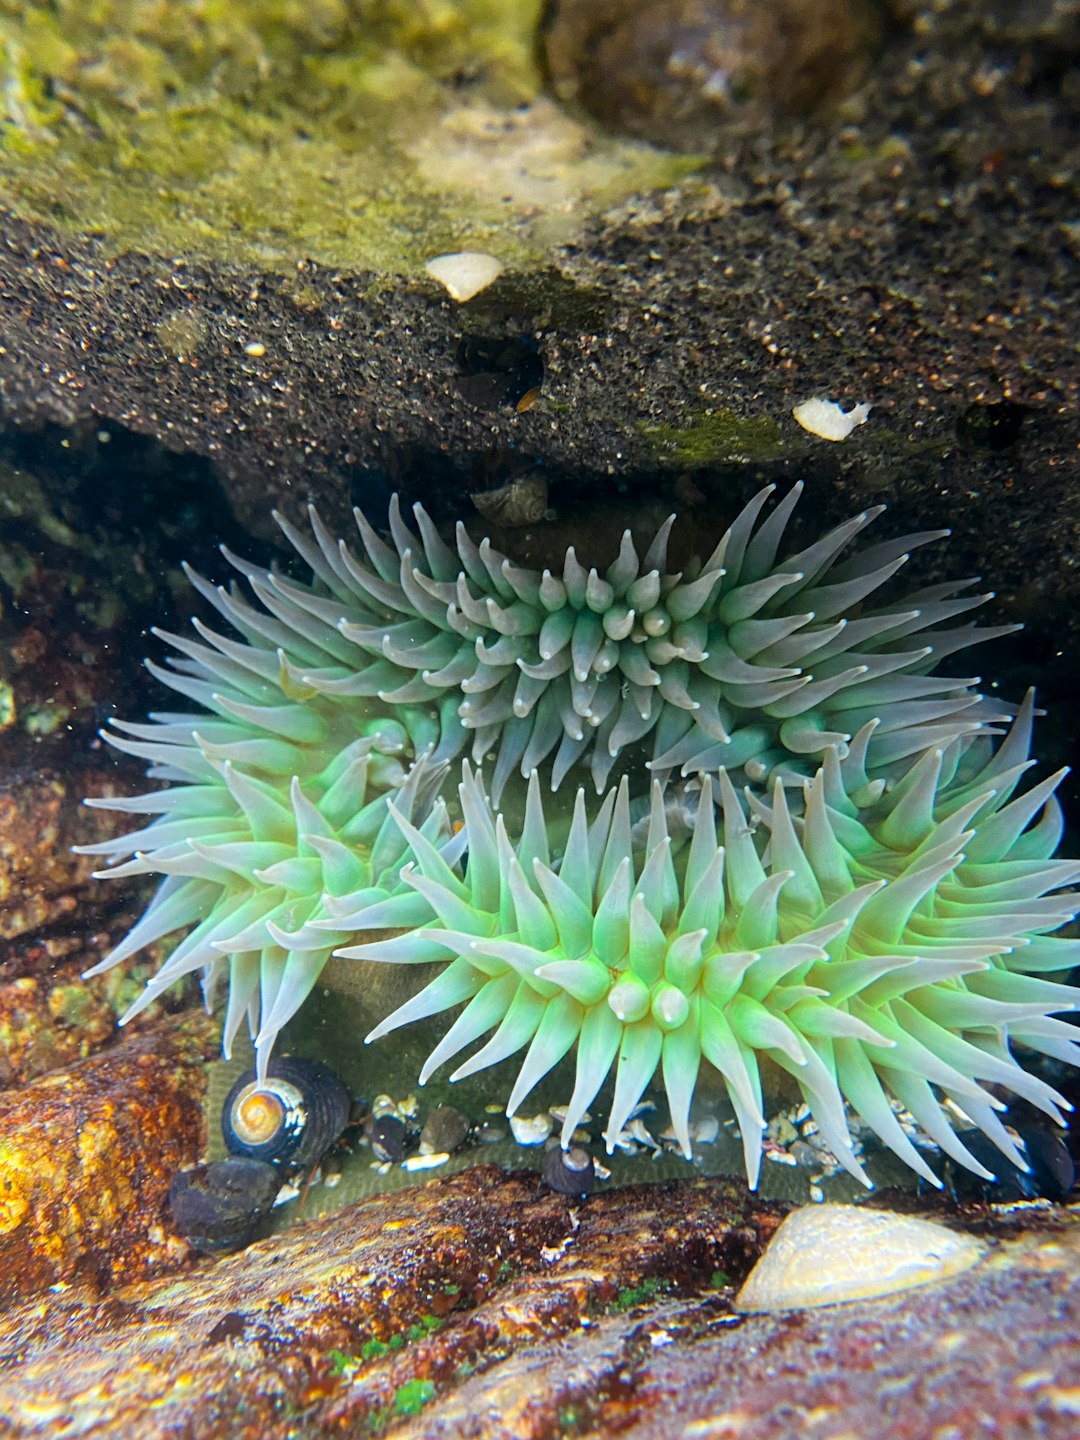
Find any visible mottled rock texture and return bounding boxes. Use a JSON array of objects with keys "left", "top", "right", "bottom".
[
  {"left": 0, "top": 1012, "right": 216, "bottom": 1306},
  {"left": 0, "top": 1169, "right": 1078, "bottom": 1440}
]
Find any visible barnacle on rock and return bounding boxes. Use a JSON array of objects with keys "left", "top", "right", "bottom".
[{"left": 335, "top": 712, "right": 1080, "bottom": 1188}]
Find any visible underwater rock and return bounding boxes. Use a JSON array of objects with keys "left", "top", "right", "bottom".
[
  {"left": 941, "top": 1123, "right": 1077, "bottom": 1204},
  {"left": 0, "top": 1011, "right": 215, "bottom": 1306},
  {"left": 470, "top": 475, "right": 549, "bottom": 526},
  {"left": 542, "top": 0, "right": 882, "bottom": 151},
  {"left": 0, "top": 1166, "right": 774, "bottom": 1435},
  {"left": 419, "top": 1104, "right": 472, "bottom": 1156},
  {"left": 168, "top": 1157, "right": 281, "bottom": 1254},
  {"left": 0, "top": 1167, "right": 1078, "bottom": 1438}
]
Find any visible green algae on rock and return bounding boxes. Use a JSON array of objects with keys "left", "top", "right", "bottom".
[
  {"left": 0, "top": 0, "right": 694, "bottom": 273},
  {"left": 82, "top": 488, "right": 1080, "bottom": 1190}
]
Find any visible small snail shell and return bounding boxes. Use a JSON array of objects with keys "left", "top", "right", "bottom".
[
  {"left": 542, "top": 1143, "right": 597, "bottom": 1197},
  {"left": 222, "top": 1057, "right": 351, "bottom": 1170}
]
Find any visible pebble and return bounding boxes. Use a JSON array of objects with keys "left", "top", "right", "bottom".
[
  {"left": 419, "top": 1105, "right": 471, "bottom": 1156},
  {"left": 403, "top": 1152, "right": 450, "bottom": 1172},
  {"left": 792, "top": 396, "right": 872, "bottom": 440},
  {"left": 510, "top": 1112, "right": 554, "bottom": 1146}
]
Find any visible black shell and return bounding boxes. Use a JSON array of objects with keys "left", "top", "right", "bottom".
[
  {"left": 945, "top": 1125, "right": 1076, "bottom": 1203},
  {"left": 222, "top": 1056, "right": 351, "bottom": 1170},
  {"left": 369, "top": 1113, "right": 407, "bottom": 1163},
  {"left": 542, "top": 1143, "right": 597, "bottom": 1197},
  {"left": 168, "top": 1158, "right": 280, "bottom": 1254}
]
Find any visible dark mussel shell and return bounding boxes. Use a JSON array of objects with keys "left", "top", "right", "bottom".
[
  {"left": 168, "top": 1157, "right": 280, "bottom": 1254},
  {"left": 945, "top": 1124, "right": 1076, "bottom": 1204},
  {"left": 222, "top": 1057, "right": 351, "bottom": 1170}
]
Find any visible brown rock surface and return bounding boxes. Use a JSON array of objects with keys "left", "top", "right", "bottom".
[
  {"left": 0, "top": 1167, "right": 1076, "bottom": 1440},
  {"left": 0, "top": 765, "right": 196, "bottom": 1086},
  {"left": 405, "top": 1217, "right": 1080, "bottom": 1439},
  {"left": 0, "top": 1166, "right": 776, "bottom": 1438},
  {"left": 0, "top": 768, "right": 128, "bottom": 945},
  {"left": 0, "top": 1011, "right": 216, "bottom": 1307}
]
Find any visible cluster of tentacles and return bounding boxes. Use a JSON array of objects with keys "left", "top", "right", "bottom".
[{"left": 83, "top": 484, "right": 1080, "bottom": 1189}]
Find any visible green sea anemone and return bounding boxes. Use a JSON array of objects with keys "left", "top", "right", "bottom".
[
  {"left": 82, "top": 487, "right": 1078, "bottom": 1187},
  {"left": 81, "top": 725, "right": 461, "bottom": 1075},
  {"left": 243, "top": 482, "right": 1012, "bottom": 796},
  {"left": 337, "top": 694, "right": 1078, "bottom": 1188}
]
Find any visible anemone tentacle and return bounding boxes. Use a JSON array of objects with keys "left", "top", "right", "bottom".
[
  {"left": 336, "top": 736, "right": 1078, "bottom": 1189},
  {"left": 195, "top": 483, "right": 1012, "bottom": 798},
  {"left": 80, "top": 719, "right": 461, "bottom": 1076}
]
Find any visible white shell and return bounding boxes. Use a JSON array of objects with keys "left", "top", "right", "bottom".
[
  {"left": 403, "top": 1152, "right": 450, "bottom": 1172},
  {"left": 792, "top": 397, "right": 872, "bottom": 441},
  {"left": 424, "top": 251, "right": 504, "bottom": 302},
  {"left": 735, "top": 1204, "right": 985, "bottom": 1312}
]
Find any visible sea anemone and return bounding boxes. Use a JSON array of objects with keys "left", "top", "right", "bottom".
[
  {"left": 82, "top": 487, "right": 1079, "bottom": 1187},
  {"left": 211, "top": 482, "right": 1012, "bottom": 798},
  {"left": 80, "top": 720, "right": 461, "bottom": 1076},
  {"left": 335, "top": 693, "right": 1079, "bottom": 1188}
]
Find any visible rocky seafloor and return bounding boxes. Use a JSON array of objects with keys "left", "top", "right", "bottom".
[{"left": 1, "top": 1, "right": 1080, "bottom": 1436}]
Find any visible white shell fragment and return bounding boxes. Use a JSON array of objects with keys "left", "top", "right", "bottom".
[
  {"left": 402, "top": 1152, "right": 450, "bottom": 1172},
  {"left": 792, "top": 396, "right": 872, "bottom": 441},
  {"left": 510, "top": 1112, "right": 554, "bottom": 1146},
  {"left": 735, "top": 1205, "right": 985, "bottom": 1313},
  {"left": 424, "top": 251, "right": 504, "bottom": 302}
]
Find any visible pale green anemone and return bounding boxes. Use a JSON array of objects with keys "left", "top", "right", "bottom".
[
  {"left": 334, "top": 693, "right": 1079, "bottom": 1188},
  {"left": 242, "top": 482, "right": 1013, "bottom": 797},
  {"left": 82, "top": 489, "right": 1078, "bottom": 1187},
  {"left": 81, "top": 724, "right": 462, "bottom": 1077}
]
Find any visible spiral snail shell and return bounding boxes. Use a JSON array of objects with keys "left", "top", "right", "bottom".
[{"left": 222, "top": 1057, "right": 351, "bottom": 1170}]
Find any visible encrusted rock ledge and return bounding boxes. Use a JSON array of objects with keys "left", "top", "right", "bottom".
[
  {"left": 0, "top": 1011, "right": 217, "bottom": 1307},
  {"left": 0, "top": 1158, "right": 1078, "bottom": 1440},
  {"left": 0, "top": 1165, "right": 776, "bottom": 1438}
]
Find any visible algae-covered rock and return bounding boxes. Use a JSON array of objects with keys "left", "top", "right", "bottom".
[{"left": 0, "top": 0, "right": 689, "bottom": 272}]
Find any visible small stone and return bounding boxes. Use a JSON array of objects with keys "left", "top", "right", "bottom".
[
  {"left": 510, "top": 1112, "right": 554, "bottom": 1146},
  {"left": 403, "top": 1152, "right": 450, "bottom": 1172},
  {"left": 424, "top": 251, "right": 504, "bottom": 302},
  {"left": 419, "top": 1105, "right": 471, "bottom": 1156},
  {"left": 471, "top": 475, "right": 549, "bottom": 527},
  {"left": 735, "top": 1204, "right": 985, "bottom": 1313}
]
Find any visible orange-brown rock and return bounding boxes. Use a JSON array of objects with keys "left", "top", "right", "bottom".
[
  {"left": 0, "top": 1166, "right": 778, "bottom": 1438},
  {"left": 0, "top": 766, "right": 136, "bottom": 946},
  {"left": 0, "top": 1011, "right": 217, "bottom": 1307},
  {"left": 0, "top": 764, "right": 192, "bottom": 1088},
  {"left": 1, "top": 1166, "right": 1079, "bottom": 1440}
]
